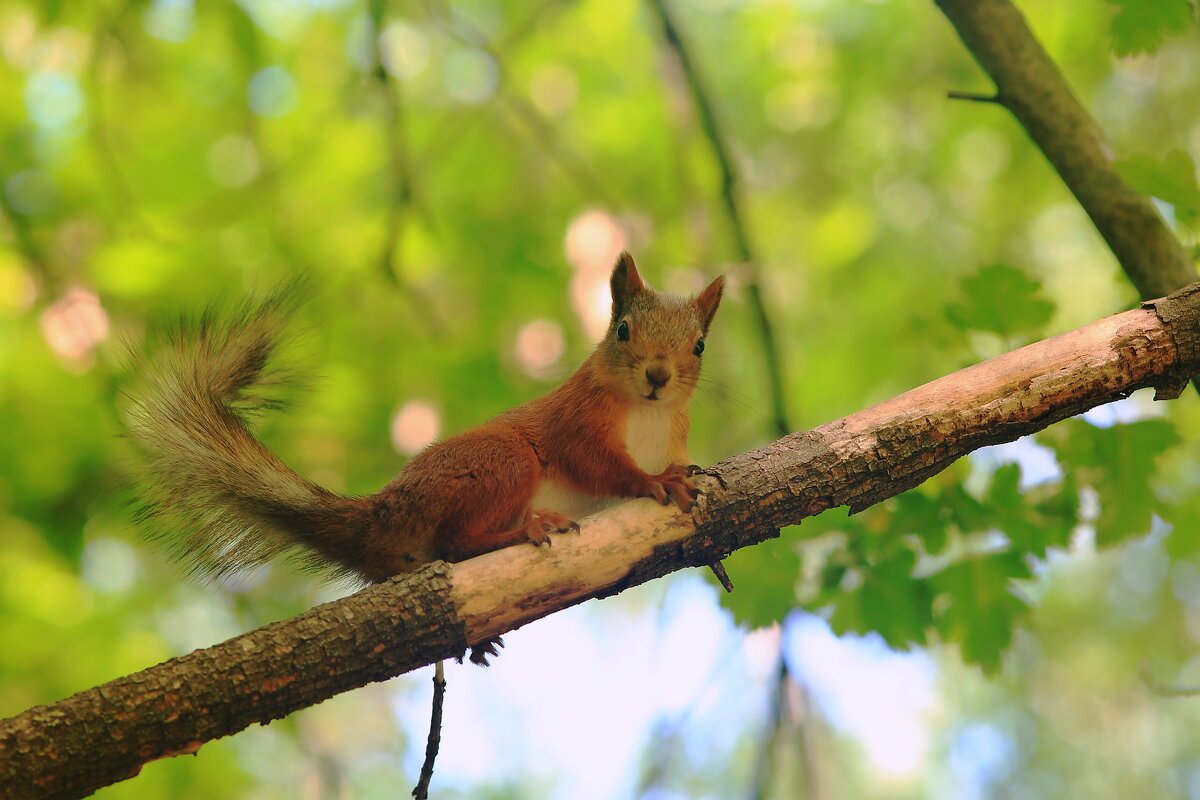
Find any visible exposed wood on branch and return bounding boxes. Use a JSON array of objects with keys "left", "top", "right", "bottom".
[
  {"left": 4, "top": 284, "right": 1200, "bottom": 800},
  {"left": 935, "top": 0, "right": 1196, "bottom": 300}
]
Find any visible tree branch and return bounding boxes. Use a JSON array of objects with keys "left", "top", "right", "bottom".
[
  {"left": 5, "top": 283, "right": 1200, "bottom": 800},
  {"left": 935, "top": 0, "right": 1196, "bottom": 300}
]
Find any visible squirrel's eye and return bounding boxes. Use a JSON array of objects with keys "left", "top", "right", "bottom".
[
  {"left": 616, "top": 320, "right": 630, "bottom": 341},
  {"left": 694, "top": 337, "right": 705, "bottom": 356}
]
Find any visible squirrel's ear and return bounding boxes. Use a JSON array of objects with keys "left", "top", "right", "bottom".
[
  {"left": 694, "top": 275, "right": 725, "bottom": 333},
  {"left": 610, "top": 251, "right": 646, "bottom": 315}
]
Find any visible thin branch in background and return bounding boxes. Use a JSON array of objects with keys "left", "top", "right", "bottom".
[
  {"left": 1141, "top": 661, "right": 1200, "bottom": 698},
  {"left": 645, "top": 0, "right": 791, "bottom": 439},
  {"left": 749, "top": 651, "right": 788, "bottom": 800},
  {"left": 498, "top": 92, "right": 619, "bottom": 207},
  {"left": 643, "top": 8, "right": 803, "bottom": 796},
  {"left": 752, "top": 647, "right": 827, "bottom": 800},
  {"left": 411, "top": 661, "right": 447, "bottom": 800},
  {"left": 0, "top": 171, "right": 57, "bottom": 296},
  {"left": 934, "top": 0, "right": 1199, "bottom": 399},
  {"left": 220, "top": 0, "right": 310, "bottom": 274},
  {"left": 367, "top": 0, "right": 422, "bottom": 285},
  {"left": 934, "top": 0, "right": 1196, "bottom": 300},
  {"left": 86, "top": 0, "right": 151, "bottom": 235},
  {"left": 421, "top": 0, "right": 618, "bottom": 207},
  {"left": 634, "top": 618, "right": 753, "bottom": 799}
]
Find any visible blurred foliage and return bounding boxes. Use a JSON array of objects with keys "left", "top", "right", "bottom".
[
  {"left": 1116, "top": 149, "right": 1200, "bottom": 230},
  {"left": 2, "top": 0, "right": 1200, "bottom": 797},
  {"left": 1104, "top": 0, "right": 1196, "bottom": 56}
]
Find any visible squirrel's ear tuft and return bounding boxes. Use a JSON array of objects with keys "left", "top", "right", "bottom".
[
  {"left": 610, "top": 252, "right": 647, "bottom": 315},
  {"left": 694, "top": 275, "right": 725, "bottom": 333}
]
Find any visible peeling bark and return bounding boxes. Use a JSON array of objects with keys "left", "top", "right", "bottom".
[{"left": 3, "top": 285, "right": 1200, "bottom": 800}]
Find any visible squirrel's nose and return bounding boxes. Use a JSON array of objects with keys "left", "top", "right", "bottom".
[{"left": 645, "top": 363, "right": 671, "bottom": 389}]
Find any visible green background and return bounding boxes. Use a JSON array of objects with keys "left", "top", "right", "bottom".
[{"left": 2, "top": 0, "right": 1200, "bottom": 797}]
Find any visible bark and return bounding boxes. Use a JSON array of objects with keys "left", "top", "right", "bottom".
[
  {"left": 4, "top": 285, "right": 1200, "bottom": 800},
  {"left": 935, "top": 0, "right": 1196, "bottom": 300}
]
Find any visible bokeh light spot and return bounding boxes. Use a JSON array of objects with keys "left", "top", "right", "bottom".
[
  {"left": 248, "top": 65, "right": 298, "bottom": 117},
  {"left": 24, "top": 71, "right": 84, "bottom": 132},
  {"left": 444, "top": 47, "right": 497, "bottom": 104},
  {"left": 39, "top": 287, "right": 110, "bottom": 365},
  {"left": 208, "top": 134, "right": 261, "bottom": 187},
  {"left": 380, "top": 21, "right": 430, "bottom": 80},
  {"left": 529, "top": 63, "right": 578, "bottom": 116},
  {"left": 142, "top": 0, "right": 195, "bottom": 43},
  {"left": 514, "top": 318, "right": 565, "bottom": 379},
  {"left": 391, "top": 400, "right": 440, "bottom": 455}
]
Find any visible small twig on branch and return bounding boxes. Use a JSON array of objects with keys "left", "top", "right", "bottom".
[
  {"left": 709, "top": 559, "right": 734, "bottom": 592},
  {"left": 946, "top": 90, "right": 1002, "bottom": 104},
  {"left": 5, "top": 283, "right": 1200, "bottom": 800},
  {"left": 411, "top": 661, "right": 447, "bottom": 799}
]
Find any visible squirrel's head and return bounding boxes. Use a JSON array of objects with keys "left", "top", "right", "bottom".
[{"left": 593, "top": 252, "right": 724, "bottom": 408}]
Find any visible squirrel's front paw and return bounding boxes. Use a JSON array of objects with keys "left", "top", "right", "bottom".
[{"left": 644, "top": 464, "right": 703, "bottom": 512}]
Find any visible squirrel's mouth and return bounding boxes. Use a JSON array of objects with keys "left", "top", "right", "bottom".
[{"left": 643, "top": 390, "right": 660, "bottom": 401}]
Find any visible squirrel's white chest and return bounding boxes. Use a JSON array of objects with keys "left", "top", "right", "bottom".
[
  {"left": 528, "top": 403, "right": 681, "bottom": 520},
  {"left": 622, "top": 402, "right": 675, "bottom": 474}
]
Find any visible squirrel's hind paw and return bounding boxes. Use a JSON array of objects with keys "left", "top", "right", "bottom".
[{"left": 464, "top": 636, "right": 506, "bottom": 666}]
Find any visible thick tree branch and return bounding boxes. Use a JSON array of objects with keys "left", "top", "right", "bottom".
[
  {"left": 935, "top": 0, "right": 1196, "bottom": 300},
  {"left": 5, "top": 284, "right": 1200, "bottom": 800}
]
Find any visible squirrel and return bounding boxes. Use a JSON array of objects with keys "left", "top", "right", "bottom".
[{"left": 126, "top": 252, "right": 724, "bottom": 659}]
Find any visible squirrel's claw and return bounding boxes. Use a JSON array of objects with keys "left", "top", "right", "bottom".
[
  {"left": 467, "top": 636, "right": 505, "bottom": 666},
  {"left": 526, "top": 509, "right": 580, "bottom": 547},
  {"left": 644, "top": 463, "right": 703, "bottom": 513}
]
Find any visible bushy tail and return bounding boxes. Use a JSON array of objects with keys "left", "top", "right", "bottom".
[{"left": 125, "top": 287, "right": 367, "bottom": 582}]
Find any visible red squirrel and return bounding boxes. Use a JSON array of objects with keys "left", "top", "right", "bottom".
[{"left": 127, "top": 253, "right": 723, "bottom": 653}]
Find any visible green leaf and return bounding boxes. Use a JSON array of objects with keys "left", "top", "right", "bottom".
[
  {"left": 829, "top": 546, "right": 933, "bottom": 649},
  {"left": 891, "top": 490, "right": 949, "bottom": 554},
  {"left": 1163, "top": 496, "right": 1200, "bottom": 558},
  {"left": 945, "top": 264, "right": 1055, "bottom": 339},
  {"left": 718, "top": 539, "right": 802, "bottom": 629},
  {"left": 1115, "top": 150, "right": 1200, "bottom": 227},
  {"left": 1028, "top": 474, "right": 1080, "bottom": 554},
  {"left": 942, "top": 482, "right": 989, "bottom": 535},
  {"left": 1107, "top": 0, "right": 1195, "bottom": 56},
  {"left": 1042, "top": 419, "right": 1178, "bottom": 546},
  {"left": 226, "top": 2, "right": 263, "bottom": 69},
  {"left": 932, "top": 552, "right": 1032, "bottom": 674},
  {"left": 982, "top": 463, "right": 1041, "bottom": 550},
  {"left": 981, "top": 462, "right": 1076, "bottom": 558}
]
